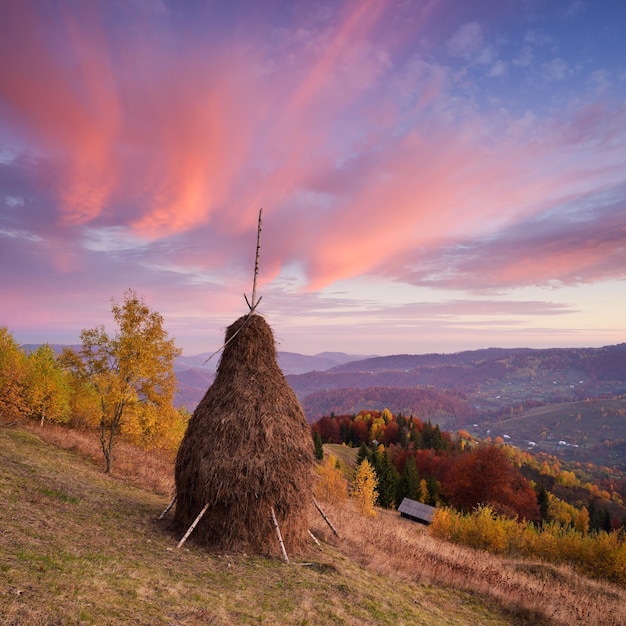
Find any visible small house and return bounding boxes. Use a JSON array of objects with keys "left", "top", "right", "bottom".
[{"left": 398, "top": 498, "right": 436, "bottom": 525}]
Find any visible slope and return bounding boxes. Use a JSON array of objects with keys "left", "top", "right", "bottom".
[{"left": 1, "top": 425, "right": 529, "bottom": 626}]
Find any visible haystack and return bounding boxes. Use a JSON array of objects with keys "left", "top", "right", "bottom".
[{"left": 173, "top": 313, "right": 315, "bottom": 556}]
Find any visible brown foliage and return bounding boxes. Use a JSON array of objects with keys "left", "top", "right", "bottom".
[{"left": 442, "top": 445, "right": 540, "bottom": 521}]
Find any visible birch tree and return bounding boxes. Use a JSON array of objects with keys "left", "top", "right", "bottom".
[
  {"left": 25, "top": 344, "right": 70, "bottom": 426},
  {"left": 72, "top": 290, "right": 181, "bottom": 473}
]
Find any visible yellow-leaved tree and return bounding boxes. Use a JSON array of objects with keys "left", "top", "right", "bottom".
[
  {"left": 62, "top": 290, "right": 182, "bottom": 473},
  {"left": 0, "top": 326, "right": 28, "bottom": 420},
  {"left": 352, "top": 458, "right": 378, "bottom": 517},
  {"left": 315, "top": 453, "right": 348, "bottom": 504},
  {"left": 24, "top": 344, "right": 71, "bottom": 426}
]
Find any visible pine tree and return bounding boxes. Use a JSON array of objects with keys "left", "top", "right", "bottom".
[
  {"left": 313, "top": 431, "right": 324, "bottom": 460},
  {"left": 396, "top": 455, "right": 421, "bottom": 507},
  {"left": 536, "top": 484, "right": 550, "bottom": 524},
  {"left": 375, "top": 450, "right": 399, "bottom": 509},
  {"left": 356, "top": 441, "right": 372, "bottom": 465},
  {"left": 426, "top": 475, "right": 439, "bottom": 505}
]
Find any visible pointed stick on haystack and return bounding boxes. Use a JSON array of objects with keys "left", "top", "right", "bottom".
[
  {"left": 244, "top": 208, "right": 263, "bottom": 313},
  {"left": 176, "top": 502, "right": 210, "bottom": 549},
  {"left": 312, "top": 497, "right": 339, "bottom": 537},
  {"left": 173, "top": 206, "right": 315, "bottom": 558},
  {"left": 271, "top": 507, "right": 289, "bottom": 563},
  {"left": 203, "top": 208, "right": 264, "bottom": 367}
]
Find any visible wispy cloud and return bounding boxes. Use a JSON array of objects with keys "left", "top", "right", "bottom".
[{"left": 1, "top": 0, "right": 625, "bottom": 353}]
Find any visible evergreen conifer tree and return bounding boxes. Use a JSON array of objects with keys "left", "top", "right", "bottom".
[
  {"left": 313, "top": 431, "right": 324, "bottom": 460},
  {"left": 375, "top": 450, "right": 399, "bottom": 509},
  {"left": 396, "top": 455, "right": 421, "bottom": 507},
  {"left": 356, "top": 441, "right": 372, "bottom": 465}
]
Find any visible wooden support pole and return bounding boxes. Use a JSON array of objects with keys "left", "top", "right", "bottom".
[
  {"left": 176, "top": 502, "right": 209, "bottom": 549},
  {"left": 271, "top": 507, "right": 289, "bottom": 564},
  {"left": 308, "top": 530, "right": 321, "bottom": 547},
  {"left": 312, "top": 497, "right": 339, "bottom": 537},
  {"left": 158, "top": 495, "right": 177, "bottom": 520}
]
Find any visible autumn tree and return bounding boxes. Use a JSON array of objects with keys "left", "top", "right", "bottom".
[
  {"left": 24, "top": 344, "right": 70, "bottom": 426},
  {"left": 60, "top": 347, "right": 102, "bottom": 429},
  {"left": 315, "top": 453, "right": 348, "bottom": 503},
  {"left": 442, "top": 445, "right": 540, "bottom": 520},
  {"left": 352, "top": 458, "right": 378, "bottom": 517},
  {"left": 0, "top": 327, "right": 27, "bottom": 420},
  {"left": 575, "top": 506, "right": 590, "bottom": 536},
  {"left": 66, "top": 290, "right": 181, "bottom": 473}
]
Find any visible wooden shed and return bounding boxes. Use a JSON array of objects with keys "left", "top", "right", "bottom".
[{"left": 398, "top": 498, "right": 436, "bottom": 525}]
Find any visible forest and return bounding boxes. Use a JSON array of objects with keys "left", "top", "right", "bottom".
[{"left": 311, "top": 408, "right": 626, "bottom": 532}]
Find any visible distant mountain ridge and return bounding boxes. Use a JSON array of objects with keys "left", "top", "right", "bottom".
[
  {"left": 285, "top": 343, "right": 626, "bottom": 422},
  {"left": 22, "top": 342, "right": 626, "bottom": 441},
  {"left": 173, "top": 350, "right": 375, "bottom": 409}
]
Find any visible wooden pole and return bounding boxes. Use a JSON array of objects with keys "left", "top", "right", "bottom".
[
  {"left": 308, "top": 530, "right": 321, "bottom": 547},
  {"left": 312, "top": 497, "right": 339, "bottom": 537},
  {"left": 249, "top": 208, "right": 262, "bottom": 310},
  {"left": 158, "top": 495, "right": 177, "bottom": 520},
  {"left": 270, "top": 507, "right": 289, "bottom": 563},
  {"left": 176, "top": 502, "right": 210, "bottom": 549}
]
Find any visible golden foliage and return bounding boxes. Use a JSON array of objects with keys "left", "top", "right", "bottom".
[
  {"left": 430, "top": 506, "right": 626, "bottom": 585},
  {"left": 315, "top": 453, "right": 348, "bottom": 504},
  {"left": 0, "top": 326, "right": 28, "bottom": 420},
  {"left": 352, "top": 459, "right": 378, "bottom": 518}
]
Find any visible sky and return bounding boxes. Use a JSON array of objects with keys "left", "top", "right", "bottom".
[{"left": 1, "top": 0, "right": 625, "bottom": 357}]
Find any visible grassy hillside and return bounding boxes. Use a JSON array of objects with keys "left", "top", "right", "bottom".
[
  {"left": 0, "top": 426, "right": 507, "bottom": 625},
  {"left": 2, "top": 423, "right": 626, "bottom": 625},
  {"left": 481, "top": 398, "right": 626, "bottom": 467}
]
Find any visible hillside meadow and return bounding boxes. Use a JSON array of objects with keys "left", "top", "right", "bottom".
[
  {"left": 483, "top": 398, "right": 626, "bottom": 468},
  {"left": 2, "top": 422, "right": 626, "bottom": 625}
]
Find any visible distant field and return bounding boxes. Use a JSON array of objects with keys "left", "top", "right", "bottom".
[{"left": 480, "top": 398, "right": 626, "bottom": 468}]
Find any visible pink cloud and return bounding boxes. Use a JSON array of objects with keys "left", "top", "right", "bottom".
[{"left": 1, "top": 0, "right": 625, "bottom": 304}]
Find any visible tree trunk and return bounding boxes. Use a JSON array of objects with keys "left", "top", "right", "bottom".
[
  {"left": 100, "top": 404, "right": 124, "bottom": 474},
  {"left": 100, "top": 420, "right": 113, "bottom": 474}
]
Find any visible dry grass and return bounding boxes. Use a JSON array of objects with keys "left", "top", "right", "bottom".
[
  {"left": 12, "top": 418, "right": 176, "bottom": 496},
  {"left": 5, "top": 419, "right": 626, "bottom": 625},
  {"left": 310, "top": 501, "right": 626, "bottom": 626},
  {"left": 1, "top": 423, "right": 522, "bottom": 626}
]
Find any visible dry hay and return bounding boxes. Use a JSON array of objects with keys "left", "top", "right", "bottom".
[{"left": 173, "top": 313, "right": 315, "bottom": 556}]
